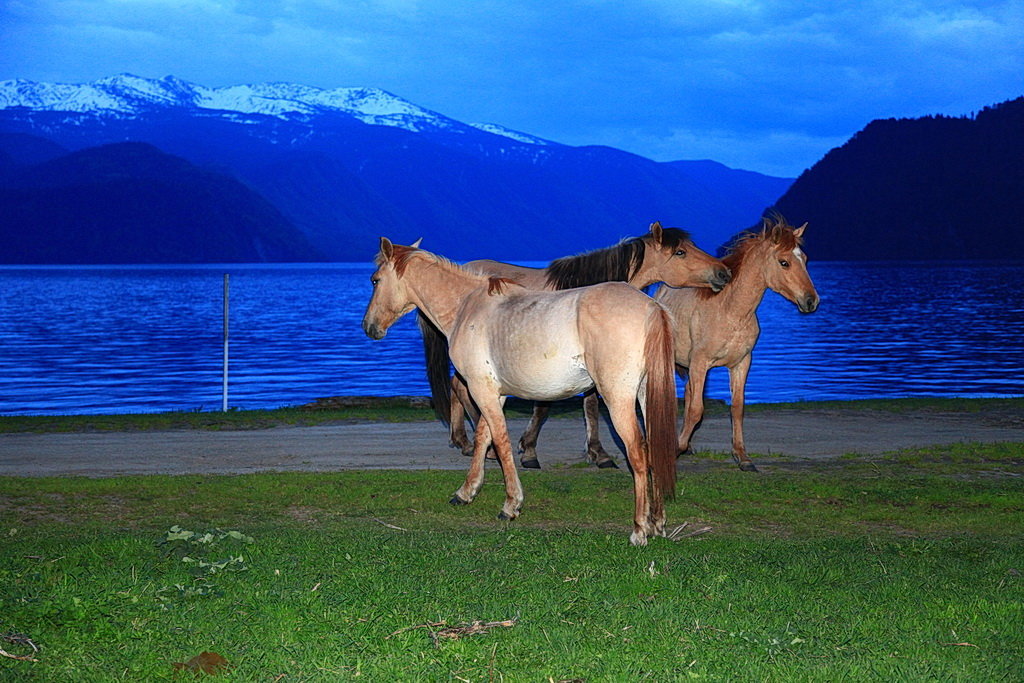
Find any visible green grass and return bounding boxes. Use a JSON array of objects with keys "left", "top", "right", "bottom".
[
  {"left": 0, "top": 399, "right": 435, "bottom": 434},
  {"left": 2, "top": 442, "right": 1022, "bottom": 680}
]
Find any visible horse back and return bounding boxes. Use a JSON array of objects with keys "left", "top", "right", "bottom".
[{"left": 464, "top": 259, "right": 548, "bottom": 289}]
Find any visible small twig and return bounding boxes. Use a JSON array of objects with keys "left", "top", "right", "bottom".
[
  {"left": 943, "top": 642, "right": 979, "bottom": 647},
  {"left": 0, "top": 633, "right": 39, "bottom": 662},
  {"left": 0, "top": 647, "right": 37, "bottom": 662},
  {"left": 371, "top": 518, "right": 407, "bottom": 531},
  {"left": 667, "top": 522, "right": 712, "bottom": 541},
  {"left": 389, "top": 618, "right": 518, "bottom": 644}
]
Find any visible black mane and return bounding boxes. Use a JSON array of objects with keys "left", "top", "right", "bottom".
[{"left": 544, "top": 228, "right": 691, "bottom": 290}]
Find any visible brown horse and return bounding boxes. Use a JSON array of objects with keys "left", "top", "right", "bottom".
[
  {"left": 424, "top": 222, "right": 730, "bottom": 469},
  {"left": 364, "top": 238, "right": 678, "bottom": 546},
  {"left": 655, "top": 214, "right": 820, "bottom": 471}
]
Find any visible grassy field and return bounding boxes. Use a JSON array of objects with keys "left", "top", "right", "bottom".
[{"left": 1, "top": 438, "right": 1022, "bottom": 681}]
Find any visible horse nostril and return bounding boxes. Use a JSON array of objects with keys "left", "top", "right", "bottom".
[{"left": 717, "top": 268, "right": 731, "bottom": 284}]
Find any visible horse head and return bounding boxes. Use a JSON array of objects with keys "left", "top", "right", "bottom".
[
  {"left": 648, "top": 221, "right": 731, "bottom": 292},
  {"left": 761, "top": 218, "right": 820, "bottom": 314},
  {"left": 362, "top": 237, "right": 420, "bottom": 340}
]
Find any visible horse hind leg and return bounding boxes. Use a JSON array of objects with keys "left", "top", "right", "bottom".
[
  {"left": 605, "top": 393, "right": 654, "bottom": 546},
  {"left": 582, "top": 391, "right": 617, "bottom": 469},
  {"left": 516, "top": 402, "right": 549, "bottom": 469},
  {"left": 636, "top": 383, "right": 666, "bottom": 537},
  {"left": 448, "top": 374, "right": 475, "bottom": 457}
]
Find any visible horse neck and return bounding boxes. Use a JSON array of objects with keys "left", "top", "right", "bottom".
[
  {"left": 624, "top": 239, "right": 662, "bottom": 288},
  {"left": 404, "top": 259, "right": 487, "bottom": 335},
  {"left": 717, "top": 247, "right": 771, "bottom": 318},
  {"left": 544, "top": 239, "right": 641, "bottom": 289}
]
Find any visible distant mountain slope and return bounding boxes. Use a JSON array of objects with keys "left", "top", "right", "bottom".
[
  {"left": 0, "top": 75, "right": 792, "bottom": 261},
  {"left": 773, "top": 97, "right": 1024, "bottom": 260},
  {"left": 0, "top": 141, "right": 325, "bottom": 264},
  {"left": 0, "top": 132, "right": 67, "bottom": 168}
]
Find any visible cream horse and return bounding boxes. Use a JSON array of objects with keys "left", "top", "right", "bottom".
[
  {"left": 430, "top": 222, "right": 730, "bottom": 468},
  {"left": 655, "top": 215, "right": 820, "bottom": 471},
  {"left": 363, "top": 238, "right": 678, "bottom": 546}
]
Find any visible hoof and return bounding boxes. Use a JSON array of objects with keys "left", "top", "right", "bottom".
[
  {"left": 738, "top": 461, "right": 759, "bottom": 473},
  {"left": 520, "top": 458, "right": 541, "bottom": 469},
  {"left": 449, "top": 495, "right": 470, "bottom": 506},
  {"left": 497, "top": 510, "right": 518, "bottom": 521},
  {"left": 629, "top": 532, "right": 649, "bottom": 547},
  {"left": 597, "top": 459, "right": 619, "bottom": 469}
]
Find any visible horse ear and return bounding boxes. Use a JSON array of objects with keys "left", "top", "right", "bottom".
[
  {"left": 379, "top": 237, "right": 394, "bottom": 260},
  {"left": 649, "top": 221, "right": 664, "bottom": 245},
  {"left": 411, "top": 237, "right": 423, "bottom": 248},
  {"left": 793, "top": 222, "right": 808, "bottom": 238}
]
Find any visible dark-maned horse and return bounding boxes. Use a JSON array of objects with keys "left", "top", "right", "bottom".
[{"left": 421, "top": 222, "right": 730, "bottom": 468}]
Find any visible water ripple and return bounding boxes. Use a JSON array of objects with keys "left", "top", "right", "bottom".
[{"left": 0, "top": 261, "right": 1022, "bottom": 415}]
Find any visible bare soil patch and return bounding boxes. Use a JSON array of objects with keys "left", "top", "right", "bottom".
[{"left": 0, "top": 404, "right": 1020, "bottom": 477}]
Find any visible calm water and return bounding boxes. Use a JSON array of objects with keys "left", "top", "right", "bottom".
[{"left": 1, "top": 261, "right": 1022, "bottom": 415}]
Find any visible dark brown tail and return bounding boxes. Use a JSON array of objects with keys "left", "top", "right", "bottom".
[
  {"left": 643, "top": 303, "right": 678, "bottom": 499},
  {"left": 417, "top": 312, "right": 452, "bottom": 425}
]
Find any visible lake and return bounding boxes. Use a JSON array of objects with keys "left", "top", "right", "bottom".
[{"left": 1, "top": 261, "right": 1022, "bottom": 415}]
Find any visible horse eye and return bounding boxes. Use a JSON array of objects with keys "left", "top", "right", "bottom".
[
  {"left": 370, "top": 277, "right": 380, "bottom": 286},
  {"left": 779, "top": 259, "right": 790, "bottom": 268},
  {"left": 675, "top": 249, "right": 687, "bottom": 257}
]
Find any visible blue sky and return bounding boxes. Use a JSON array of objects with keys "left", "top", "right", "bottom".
[{"left": 1, "top": 0, "right": 1022, "bottom": 176}]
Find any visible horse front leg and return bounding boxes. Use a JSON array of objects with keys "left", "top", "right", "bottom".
[
  {"left": 470, "top": 392, "right": 523, "bottom": 520},
  {"left": 678, "top": 362, "right": 709, "bottom": 456},
  {"left": 728, "top": 355, "right": 758, "bottom": 472},
  {"left": 517, "top": 402, "right": 549, "bottom": 469},
  {"left": 450, "top": 406, "right": 492, "bottom": 506},
  {"left": 582, "top": 391, "right": 618, "bottom": 468}
]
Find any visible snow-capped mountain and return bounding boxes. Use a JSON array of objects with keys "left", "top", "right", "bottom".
[
  {"left": 0, "top": 74, "right": 552, "bottom": 145},
  {"left": 0, "top": 74, "right": 792, "bottom": 263}
]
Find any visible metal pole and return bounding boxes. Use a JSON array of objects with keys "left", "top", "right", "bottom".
[{"left": 222, "top": 273, "right": 229, "bottom": 412}]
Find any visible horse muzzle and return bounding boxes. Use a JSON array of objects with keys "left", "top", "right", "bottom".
[
  {"left": 362, "top": 321, "right": 387, "bottom": 340},
  {"left": 709, "top": 267, "right": 732, "bottom": 292},
  {"left": 798, "top": 294, "right": 820, "bottom": 314}
]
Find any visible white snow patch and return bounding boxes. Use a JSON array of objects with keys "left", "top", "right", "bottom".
[{"left": 470, "top": 123, "right": 552, "bottom": 146}]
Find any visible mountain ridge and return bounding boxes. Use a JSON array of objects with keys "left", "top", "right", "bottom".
[
  {"left": 0, "top": 140, "right": 325, "bottom": 264},
  {"left": 0, "top": 74, "right": 793, "bottom": 263},
  {"left": 773, "top": 96, "right": 1024, "bottom": 260}
]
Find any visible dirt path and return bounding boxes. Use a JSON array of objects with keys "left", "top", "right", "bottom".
[{"left": 1, "top": 406, "right": 1020, "bottom": 477}]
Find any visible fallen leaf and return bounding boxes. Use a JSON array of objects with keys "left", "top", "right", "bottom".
[{"left": 172, "top": 651, "right": 230, "bottom": 676}]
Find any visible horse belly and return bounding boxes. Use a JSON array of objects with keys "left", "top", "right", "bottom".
[
  {"left": 487, "top": 332, "right": 591, "bottom": 400},
  {"left": 497, "top": 352, "right": 594, "bottom": 402}
]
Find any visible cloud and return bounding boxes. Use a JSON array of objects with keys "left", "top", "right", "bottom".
[{"left": 1, "top": 0, "right": 1021, "bottom": 175}]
